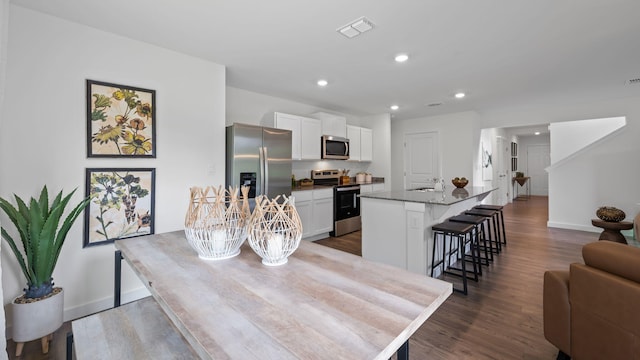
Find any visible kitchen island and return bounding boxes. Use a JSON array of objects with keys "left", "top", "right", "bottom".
[{"left": 360, "top": 186, "right": 496, "bottom": 276}]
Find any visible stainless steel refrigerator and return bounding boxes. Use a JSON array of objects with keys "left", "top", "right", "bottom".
[{"left": 226, "top": 123, "right": 292, "bottom": 205}]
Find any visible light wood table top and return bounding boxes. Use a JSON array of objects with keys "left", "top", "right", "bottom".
[{"left": 115, "top": 231, "right": 452, "bottom": 359}]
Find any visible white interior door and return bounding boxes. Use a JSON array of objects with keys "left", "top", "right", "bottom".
[
  {"left": 404, "top": 132, "right": 439, "bottom": 189},
  {"left": 527, "top": 144, "right": 550, "bottom": 196},
  {"left": 495, "top": 137, "right": 510, "bottom": 205}
]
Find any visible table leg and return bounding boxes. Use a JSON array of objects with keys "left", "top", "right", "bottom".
[
  {"left": 397, "top": 340, "right": 409, "bottom": 360},
  {"left": 115, "top": 250, "right": 123, "bottom": 308}
]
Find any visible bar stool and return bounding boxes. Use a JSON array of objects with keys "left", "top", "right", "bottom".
[
  {"left": 464, "top": 208, "right": 502, "bottom": 254},
  {"left": 474, "top": 204, "right": 507, "bottom": 247},
  {"left": 449, "top": 214, "right": 494, "bottom": 267},
  {"left": 431, "top": 221, "right": 478, "bottom": 295}
]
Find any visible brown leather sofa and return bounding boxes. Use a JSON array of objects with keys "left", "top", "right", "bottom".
[{"left": 543, "top": 241, "right": 640, "bottom": 359}]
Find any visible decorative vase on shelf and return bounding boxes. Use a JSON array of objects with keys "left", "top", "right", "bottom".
[
  {"left": 247, "top": 195, "right": 302, "bottom": 266},
  {"left": 184, "top": 186, "right": 250, "bottom": 260}
]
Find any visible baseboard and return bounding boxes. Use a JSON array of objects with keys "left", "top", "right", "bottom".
[
  {"left": 303, "top": 232, "right": 332, "bottom": 242},
  {"left": 547, "top": 221, "right": 599, "bottom": 233},
  {"left": 64, "top": 286, "right": 151, "bottom": 321}
]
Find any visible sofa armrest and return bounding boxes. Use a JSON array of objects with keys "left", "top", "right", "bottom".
[{"left": 543, "top": 270, "right": 571, "bottom": 356}]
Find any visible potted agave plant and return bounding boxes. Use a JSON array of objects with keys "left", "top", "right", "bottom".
[{"left": 0, "top": 185, "right": 90, "bottom": 356}]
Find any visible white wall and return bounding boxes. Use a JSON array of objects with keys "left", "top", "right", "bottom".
[
  {"left": 0, "top": 0, "right": 8, "bottom": 354},
  {"left": 1, "top": 5, "right": 226, "bottom": 329},
  {"left": 226, "top": 86, "right": 391, "bottom": 183},
  {"left": 481, "top": 95, "right": 640, "bottom": 231},
  {"left": 391, "top": 111, "right": 478, "bottom": 191}
]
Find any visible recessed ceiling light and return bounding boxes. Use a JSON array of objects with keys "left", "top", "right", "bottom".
[
  {"left": 390, "top": 105, "right": 399, "bottom": 110},
  {"left": 394, "top": 54, "right": 409, "bottom": 63},
  {"left": 317, "top": 79, "right": 328, "bottom": 87},
  {"left": 454, "top": 92, "right": 466, "bottom": 99},
  {"left": 534, "top": 132, "right": 541, "bottom": 135}
]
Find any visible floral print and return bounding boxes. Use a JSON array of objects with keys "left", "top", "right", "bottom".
[{"left": 88, "top": 81, "right": 154, "bottom": 156}]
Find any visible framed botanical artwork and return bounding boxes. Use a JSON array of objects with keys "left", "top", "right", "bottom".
[
  {"left": 84, "top": 168, "right": 156, "bottom": 247},
  {"left": 86, "top": 79, "right": 156, "bottom": 157}
]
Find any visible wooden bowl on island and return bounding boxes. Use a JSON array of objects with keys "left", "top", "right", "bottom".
[{"left": 451, "top": 177, "right": 469, "bottom": 188}]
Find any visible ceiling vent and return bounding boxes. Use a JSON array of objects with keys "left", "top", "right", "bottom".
[
  {"left": 337, "top": 17, "right": 375, "bottom": 39},
  {"left": 427, "top": 102, "right": 443, "bottom": 107},
  {"left": 626, "top": 78, "right": 640, "bottom": 85}
]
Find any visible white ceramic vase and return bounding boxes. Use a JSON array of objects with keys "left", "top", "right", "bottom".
[{"left": 12, "top": 288, "right": 64, "bottom": 343}]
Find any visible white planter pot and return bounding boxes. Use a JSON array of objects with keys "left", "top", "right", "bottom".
[{"left": 12, "top": 288, "right": 64, "bottom": 342}]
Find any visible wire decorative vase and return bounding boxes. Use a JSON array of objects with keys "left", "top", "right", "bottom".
[
  {"left": 247, "top": 195, "right": 302, "bottom": 266},
  {"left": 184, "top": 186, "right": 250, "bottom": 260}
]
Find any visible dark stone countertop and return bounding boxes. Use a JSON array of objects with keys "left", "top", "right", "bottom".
[{"left": 360, "top": 186, "right": 496, "bottom": 206}]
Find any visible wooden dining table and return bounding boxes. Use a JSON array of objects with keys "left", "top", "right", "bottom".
[{"left": 114, "top": 230, "right": 452, "bottom": 359}]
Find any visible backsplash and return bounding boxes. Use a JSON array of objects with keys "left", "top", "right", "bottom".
[{"left": 292, "top": 160, "right": 371, "bottom": 180}]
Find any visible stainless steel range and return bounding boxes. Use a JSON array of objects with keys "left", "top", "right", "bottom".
[{"left": 311, "top": 170, "right": 361, "bottom": 237}]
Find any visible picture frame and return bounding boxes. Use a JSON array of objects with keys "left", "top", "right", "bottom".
[
  {"left": 86, "top": 79, "right": 156, "bottom": 158},
  {"left": 84, "top": 168, "right": 155, "bottom": 247},
  {"left": 511, "top": 142, "right": 518, "bottom": 157},
  {"left": 482, "top": 141, "right": 493, "bottom": 180}
]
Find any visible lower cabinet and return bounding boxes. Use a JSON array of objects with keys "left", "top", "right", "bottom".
[
  {"left": 292, "top": 188, "right": 334, "bottom": 239},
  {"left": 360, "top": 183, "right": 385, "bottom": 194}
]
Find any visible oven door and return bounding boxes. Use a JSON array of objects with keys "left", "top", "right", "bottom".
[{"left": 334, "top": 186, "right": 360, "bottom": 221}]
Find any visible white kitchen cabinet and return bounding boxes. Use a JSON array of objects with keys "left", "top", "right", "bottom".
[
  {"left": 347, "top": 125, "right": 361, "bottom": 161},
  {"left": 312, "top": 112, "right": 347, "bottom": 138},
  {"left": 345, "top": 125, "right": 372, "bottom": 162},
  {"left": 300, "top": 117, "right": 321, "bottom": 160},
  {"left": 360, "top": 127, "right": 373, "bottom": 162},
  {"left": 292, "top": 188, "right": 334, "bottom": 239},
  {"left": 312, "top": 195, "right": 334, "bottom": 234},
  {"left": 372, "top": 183, "right": 385, "bottom": 192},
  {"left": 292, "top": 190, "right": 313, "bottom": 238},
  {"left": 271, "top": 112, "right": 321, "bottom": 160},
  {"left": 273, "top": 112, "right": 301, "bottom": 159}
]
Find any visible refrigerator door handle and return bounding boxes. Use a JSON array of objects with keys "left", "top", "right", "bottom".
[
  {"left": 263, "top": 146, "right": 269, "bottom": 196},
  {"left": 259, "top": 146, "right": 265, "bottom": 195}
]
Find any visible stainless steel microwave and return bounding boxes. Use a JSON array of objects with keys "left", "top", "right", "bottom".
[{"left": 321, "top": 135, "right": 349, "bottom": 160}]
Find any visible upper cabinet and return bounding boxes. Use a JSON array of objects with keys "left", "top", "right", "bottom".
[
  {"left": 346, "top": 125, "right": 373, "bottom": 162},
  {"left": 312, "top": 112, "right": 347, "bottom": 138},
  {"left": 347, "top": 125, "right": 361, "bottom": 161},
  {"left": 269, "top": 112, "right": 321, "bottom": 160},
  {"left": 299, "top": 116, "right": 321, "bottom": 160},
  {"left": 360, "top": 127, "right": 373, "bottom": 162}
]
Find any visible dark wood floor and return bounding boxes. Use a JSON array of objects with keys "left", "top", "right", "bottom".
[{"left": 9, "top": 196, "right": 597, "bottom": 359}]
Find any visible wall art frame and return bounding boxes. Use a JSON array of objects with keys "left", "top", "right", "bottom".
[
  {"left": 84, "top": 168, "right": 156, "bottom": 247},
  {"left": 482, "top": 141, "right": 493, "bottom": 181},
  {"left": 86, "top": 79, "right": 156, "bottom": 158}
]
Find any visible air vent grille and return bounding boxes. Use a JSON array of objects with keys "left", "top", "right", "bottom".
[
  {"left": 427, "top": 103, "right": 443, "bottom": 107},
  {"left": 626, "top": 78, "right": 640, "bottom": 85}
]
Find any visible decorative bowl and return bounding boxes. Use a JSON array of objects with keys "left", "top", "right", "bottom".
[
  {"left": 451, "top": 178, "right": 469, "bottom": 188},
  {"left": 596, "top": 206, "right": 626, "bottom": 222}
]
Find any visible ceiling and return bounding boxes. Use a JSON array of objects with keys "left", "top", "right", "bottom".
[{"left": 11, "top": 0, "right": 640, "bottom": 121}]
